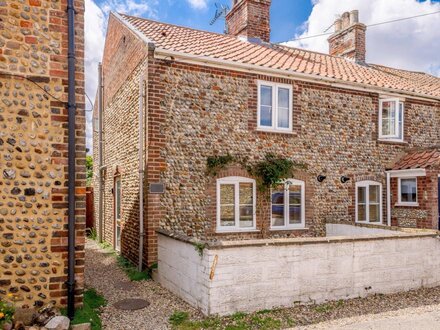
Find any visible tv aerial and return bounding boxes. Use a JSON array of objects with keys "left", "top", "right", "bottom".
[{"left": 210, "top": 3, "right": 230, "bottom": 32}]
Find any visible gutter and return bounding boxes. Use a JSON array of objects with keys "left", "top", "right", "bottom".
[{"left": 66, "top": 0, "right": 77, "bottom": 320}]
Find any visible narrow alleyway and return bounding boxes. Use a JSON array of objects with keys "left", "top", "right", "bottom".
[{"left": 84, "top": 239, "right": 202, "bottom": 329}]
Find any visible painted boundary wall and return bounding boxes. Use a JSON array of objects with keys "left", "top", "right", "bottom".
[{"left": 157, "top": 225, "right": 440, "bottom": 316}]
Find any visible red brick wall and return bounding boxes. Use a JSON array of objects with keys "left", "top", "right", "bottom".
[
  {"left": 226, "top": 0, "right": 271, "bottom": 42},
  {"left": 390, "top": 174, "right": 438, "bottom": 229}
]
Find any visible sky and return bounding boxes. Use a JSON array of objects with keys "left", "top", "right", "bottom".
[{"left": 84, "top": 0, "right": 440, "bottom": 151}]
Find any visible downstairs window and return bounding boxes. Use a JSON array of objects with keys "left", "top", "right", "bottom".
[
  {"left": 356, "top": 181, "right": 382, "bottom": 223},
  {"left": 271, "top": 179, "right": 305, "bottom": 229},
  {"left": 217, "top": 177, "right": 256, "bottom": 232}
]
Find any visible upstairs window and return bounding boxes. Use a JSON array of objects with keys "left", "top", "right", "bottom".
[
  {"left": 379, "top": 98, "right": 404, "bottom": 141},
  {"left": 217, "top": 177, "right": 256, "bottom": 232},
  {"left": 271, "top": 179, "right": 305, "bottom": 229},
  {"left": 258, "top": 81, "right": 293, "bottom": 132}
]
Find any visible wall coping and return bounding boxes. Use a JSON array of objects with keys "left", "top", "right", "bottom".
[{"left": 157, "top": 227, "right": 439, "bottom": 250}]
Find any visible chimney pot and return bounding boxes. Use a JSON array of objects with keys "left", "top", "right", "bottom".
[
  {"left": 334, "top": 18, "right": 342, "bottom": 32},
  {"left": 350, "top": 10, "right": 359, "bottom": 24},
  {"left": 341, "top": 12, "right": 350, "bottom": 29}
]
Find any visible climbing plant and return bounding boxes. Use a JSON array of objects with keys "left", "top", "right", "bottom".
[
  {"left": 206, "top": 153, "right": 235, "bottom": 176},
  {"left": 248, "top": 153, "right": 307, "bottom": 191},
  {"left": 206, "top": 153, "right": 306, "bottom": 191}
]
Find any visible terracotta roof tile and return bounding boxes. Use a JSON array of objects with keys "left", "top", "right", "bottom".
[
  {"left": 392, "top": 149, "right": 440, "bottom": 170},
  {"left": 120, "top": 14, "right": 440, "bottom": 99}
]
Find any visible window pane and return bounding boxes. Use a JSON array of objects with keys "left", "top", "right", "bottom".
[
  {"left": 369, "top": 204, "right": 380, "bottom": 222},
  {"left": 271, "top": 185, "right": 284, "bottom": 226},
  {"left": 278, "top": 88, "right": 289, "bottom": 108},
  {"left": 239, "top": 183, "right": 253, "bottom": 205},
  {"left": 358, "top": 204, "right": 366, "bottom": 221},
  {"left": 277, "top": 88, "right": 290, "bottom": 129},
  {"left": 289, "top": 185, "right": 301, "bottom": 205},
  {"left": 220, "top": 206, "right": 235, "bottom": 227},
  {"left": 398, "top": 103, "right": 403, "bottom": 139},
  {"left": 289, "top": 205, "right": 301, "bottom": 224},
  {"left": 401, "top": 179, "right": 417, "bottom": 203},
  {"left": 357, "top": 186, "right": 366, "bottom": 204},
  {"left": 278, "top": 107, "right": 289, "bottom": 128},
  {"left": 220, "top": 184, "right": 234, "bottom": 205},
  {"left": 369, "top": 185, "right": 380, "bottom": 203},
  {"left": 239, "top": 206, "right": 253, "bottom": 228},
  {"left": 260, "top": 85, "right": 272, "bottom": 106},
  {"left": 272, "top": 204, "right": 285, "bottom": 226},
  {"left": 260, "top": 106, "right": 272, "bottom": 127},
  {"left": 382, "top": 101, "right": 396, "bottom": 136}
]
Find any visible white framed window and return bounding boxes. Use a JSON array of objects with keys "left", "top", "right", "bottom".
[
  {"left": 355, "top": 181, "right": 382, "bottom": 224},
  {"left": 378, "top": 98, "right": 404, "bottom": 141},
  {"left": 398, "top": 177, "right": 418, "bottom": 206},
  {"left": 257, "top": 81, "right": 293, "bottom": 133},
  {"left": 271, "top": 179, "right": 305, "bottom": 229},
  {"left": 216, "top": 177, "right": 256, "bottom": 232}
]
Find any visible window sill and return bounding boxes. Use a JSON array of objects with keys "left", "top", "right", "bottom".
[
  {"left": 256, "top": 128, "right": 294, "bottom": 135},
  {"left": 216, "top": 229, "right": 259, "bottom": 234},
  {"left": 270, "top": 227, "right": 308, "bottom": 231},
  {"left": 395, "top": 203, "right": 419, "bottom": 207},
  {"left": 355, "top": 221, "right": 384, "bottom": 225},
  {"left": 377, "top": 139, "right": 407, "bottom": 145}
]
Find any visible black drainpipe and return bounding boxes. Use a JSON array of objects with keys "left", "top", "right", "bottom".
[{"left": 66, "top": 0, "right": 77, "bottom": 320}]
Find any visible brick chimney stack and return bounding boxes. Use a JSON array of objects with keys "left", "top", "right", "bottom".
[
  {"left": 328, "top": 10, "right": 366, "bottom": 63},
  {"left": 226, "top": 0, "right": 271, "bottom": 43}
]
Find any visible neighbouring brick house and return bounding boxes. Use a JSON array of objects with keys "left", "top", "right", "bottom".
[
  {"left": 94, "top": 0, "right": 440, "bottom": 268},
  {"left": 0, "top": 0, "right": 85, "bottom": 311}
]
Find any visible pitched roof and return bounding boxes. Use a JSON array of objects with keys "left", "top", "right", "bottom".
[
  {"left": 391, "top": 148, "right": 440, "bottom": 170},
  {"left": 118, "top": 13, "right": 440, "bottom": 100}
]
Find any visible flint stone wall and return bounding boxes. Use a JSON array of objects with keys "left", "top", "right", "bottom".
[{"left": 0, "top": 0, "right": 85, "bottom": 308}]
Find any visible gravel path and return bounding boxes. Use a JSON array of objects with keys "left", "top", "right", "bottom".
[
  {"left": 297, "top": 303, "right": 440, "bottom": 329},
  {"left": 84, "top": 239, "right": 203, "bottom": 330}
]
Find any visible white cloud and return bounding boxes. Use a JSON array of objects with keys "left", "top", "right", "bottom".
[
  {"left": 101, "top": 0, "right": 158, "bottom": 17},
  {"left": 187, "top": 0, "right": 208, "bottom": 9},
  {"left": 284, "top": 0, "right": 440, "bottom": 77},
  {"left": 84, "top": 0, "right": 106, "bottom": 152},
  {"left": 84, "top": 0, "right": 158, "bottom": 153}
]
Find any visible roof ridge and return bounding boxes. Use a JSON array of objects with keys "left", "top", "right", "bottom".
[
  {"left": 369, "top": 63, "right": 431, "bottom": 76},
  {"left": 119, "top": 13, "right": 239, "bottom": 40}
]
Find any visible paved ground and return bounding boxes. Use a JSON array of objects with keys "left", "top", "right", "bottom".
[
  {"left": 298, "top": 303, "right": 440, "bottom": 330},
  {"left": 85, "top": 239, "right": 202, "bottom": 330}
]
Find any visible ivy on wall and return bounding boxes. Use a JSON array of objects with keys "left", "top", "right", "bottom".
[{"left": 206, "top": 153, "right": 307, "bottom": 191}]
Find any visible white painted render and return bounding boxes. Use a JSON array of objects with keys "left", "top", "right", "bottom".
[{"left": 158, "top": 226, "right": 440, "bottom": 316}]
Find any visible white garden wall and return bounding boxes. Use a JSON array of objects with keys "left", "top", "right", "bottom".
[{"left": 157, "top": 227, "right": 440, "bottom": 316}]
